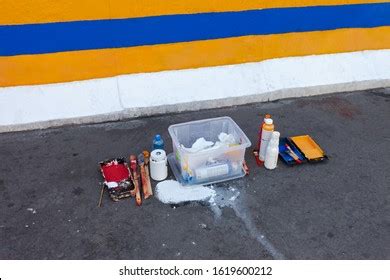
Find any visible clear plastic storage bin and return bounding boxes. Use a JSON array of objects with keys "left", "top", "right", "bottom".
[{"left": 168, "top": 116, "right": 251, "bottom": 185}]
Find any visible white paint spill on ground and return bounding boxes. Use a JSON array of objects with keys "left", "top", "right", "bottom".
[
  {"left": 156, "top": 180, "right": 216, "bottom": 204},
  {"left": 231, "top": 202, "right": 285, "bottom": 260},
  {"left": 208, "top": 185, "right": 241, "bottom": 219},
  {"left": 209, "top": 185, "right": 285, "bottom": 259},
  {"left": 155, "top": 179, "right": 284, "bottom": 259}
]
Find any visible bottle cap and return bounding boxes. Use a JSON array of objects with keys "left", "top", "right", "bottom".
[
  {"left": 154, "top": 134, "right": 161, "bottom": 141},
  {"left": 264, "top": 118, "right": 273, "bottom": 125},
  {"left": 265, "top": 114, "right": 271, "bottom": 119}
]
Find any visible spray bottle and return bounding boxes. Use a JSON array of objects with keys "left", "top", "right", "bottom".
[
  {"left": 259, "top": 118, "right": 274, "bottom": 162},
  {"left": 256, "top": 114, "right": 271, "bottom": 150},
  {"left": 264, "top": 131, "right": 280, "bottom": 170}
]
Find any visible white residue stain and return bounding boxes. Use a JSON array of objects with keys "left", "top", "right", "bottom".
[
  {"left": 208, "top": 185, "right": 241, "bottom": 219},
  {"left": 155, "top": 180, "right": 284, "bottom": 259},
  {"left": 229, "top": 193, "right": 240, "bottom": 201},
  {"left": 231, "top": 202, "right": 285, "bottom": 260},
  {"left": 27, "top": 208, "right": 37, "bottom": 214},
  {"left": 210, "top": 184, "right": 285, "bottom": 259},
  {"left": 199, "top": 223, "right": 207, "bottom": 229}
]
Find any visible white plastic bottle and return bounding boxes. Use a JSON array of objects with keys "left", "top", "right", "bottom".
[
  {"left": 259, "top": 118, "right": 274, "bottom": 162},
  {"left": 150, "top": 149, "right": 168, "bottom": 181},
  {"left": 264, "top": 131, "right": 280, "bottom": 170}
]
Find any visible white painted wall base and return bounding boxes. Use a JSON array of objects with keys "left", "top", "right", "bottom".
[{"left": 1, "top": 50, "right": 390, "bottom": 132}]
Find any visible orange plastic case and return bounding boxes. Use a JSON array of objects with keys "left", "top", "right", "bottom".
[{"left": 290, "top": 135, "right": 328, "bottom": 162}]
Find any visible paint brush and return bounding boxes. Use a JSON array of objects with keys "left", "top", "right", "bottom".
[
  {"left": 98, "top": 184, "right": 105, "bottom": 207},
  {"left": 142, "top": 150, "right": 153, "bottom": 198},
  {"left": 129, "top": 155, "right": 142, "bottom": 206},
  {"left": 127, "top": 162, "right": 136, "bottom": 196},
  {"left": 128, "top": 157, "right": 137, "bottom": 197},
  {"left": 138, "top": 153, "right": 152, "bottom": 199},
  {"left": 285, "top": 144, "right": 302, "bottom": 163}
]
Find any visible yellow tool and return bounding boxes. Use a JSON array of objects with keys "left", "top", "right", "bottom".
[{"left": 290, "top": 135, "right": 325, "bottom": 161}]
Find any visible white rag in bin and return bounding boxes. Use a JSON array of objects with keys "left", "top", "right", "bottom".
[{"left": 181, "top": 133, "right": 238, "bottom": 153}]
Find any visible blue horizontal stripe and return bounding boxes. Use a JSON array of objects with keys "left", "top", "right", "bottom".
[{"left": 1, "top": 3, "right": 390, "bottom": 56}]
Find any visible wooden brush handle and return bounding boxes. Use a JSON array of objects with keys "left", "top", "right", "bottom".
[
  {"left": 144, "top": 165, "right": 153, "bottom": 198},
  {"left": 129, "top": 172, "right": 136, "bottom": 197},
  {"left": 142, "top": 150, "right": 153, "bottom": 198},
  {"left": 139, "top": 164, "right": 148, "bottom": 196},
  {"left": 130, "top": 155, "right": 142, "bottom": 205},
  {"left": 134, "top": 174, "right": 142, "bottom": 206},
  {"left": 98, "top": 185, "right": 105, "bottom": 207}
]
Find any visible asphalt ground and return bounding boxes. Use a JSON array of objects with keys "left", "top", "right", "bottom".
[{"left": 0, "top": 88, "right": 389, "bottom": 259}]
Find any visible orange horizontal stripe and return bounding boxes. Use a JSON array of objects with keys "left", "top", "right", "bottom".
[
  {"left": 1, "top": 27, "right": 389, "bottom": 87},
  {"left": 0, "top": 0, "right": 387, "bottom": 25}
]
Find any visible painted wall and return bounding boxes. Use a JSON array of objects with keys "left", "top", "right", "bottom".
[
  {"left": 0, "top": 1, "right": 390, "bottom": 130},
  {"left": 1, "top": 1, "right": 390, "bottom": 87}
]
